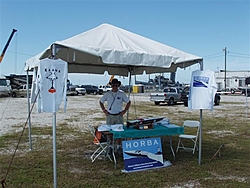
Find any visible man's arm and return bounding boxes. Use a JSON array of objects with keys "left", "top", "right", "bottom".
[
  {"left": 120, "top": 100, "right": 131, "bottom": 116},
  {"left": 99, "top": 101, "right": 108, "bottom": 115},
  {"left": 124, "top": 100, "right": 131, "bottom": 112}
]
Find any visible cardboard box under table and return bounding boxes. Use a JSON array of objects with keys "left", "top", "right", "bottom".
[{"left": 109, "top": 124, "right": 184, "bottom": 168}]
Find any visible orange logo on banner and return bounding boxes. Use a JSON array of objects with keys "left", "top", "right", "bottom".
[{"left": 48, "top": 88, "right": 56, "bottom": 93}]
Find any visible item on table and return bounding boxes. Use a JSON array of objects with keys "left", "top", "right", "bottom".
[{"left": 126, "top": 117, "right": 164, "bottom": 129}]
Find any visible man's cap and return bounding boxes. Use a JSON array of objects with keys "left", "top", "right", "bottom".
[{"left": 110, "top": 78, "right": 121, "bottom": 86}]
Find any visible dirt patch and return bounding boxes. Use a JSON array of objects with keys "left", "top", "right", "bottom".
[{"left": 0, "top": 94, "right": 249, "bottom": 136}]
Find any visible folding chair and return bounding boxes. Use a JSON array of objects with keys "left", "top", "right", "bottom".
[
  {"left": 176, "top": 120, "right": 200, "bottom": 154},
  {"left": 88, "top": 125, "right": 112, "bottom": 162}
]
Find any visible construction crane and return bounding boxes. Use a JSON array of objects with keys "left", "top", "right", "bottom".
[
  {"left": 0, "top": 29, "right": 17, "bottom": 63},
  {"left": 108, "top": 75, "right": 115, "bottom": 85}
]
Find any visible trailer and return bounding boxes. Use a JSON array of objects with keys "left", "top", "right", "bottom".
[{"left": 0, "top": 76, "right": 11, "bottom": 97}]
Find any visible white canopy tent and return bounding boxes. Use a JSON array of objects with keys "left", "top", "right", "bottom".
[
  {"left": 25, "top": 24, "right": 204, "bottom": 187},
  {"left": 25, "top": 23, "right": 202, "bottom": 75}
]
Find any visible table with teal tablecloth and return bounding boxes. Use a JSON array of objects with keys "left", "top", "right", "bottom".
[
  {"left": 110, "top": 124, "right": 184, "bottom": 139},
  {"left": 109, "top": 124, "right": 184, "bottom": 168}
]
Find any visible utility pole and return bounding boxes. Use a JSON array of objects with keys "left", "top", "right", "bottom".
[{"left": 223, "top": 47, "right": 227, "bottom": 91}]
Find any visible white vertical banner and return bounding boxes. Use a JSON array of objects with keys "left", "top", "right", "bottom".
[
  {"left": 36, "top": 58, "right": 68, "bottom": 188},
  {"left": 188, "top": 69, "right": 217, "bottom": 110},
  {"left": 36, "top": 58, "right": 68, "bottom": 113},
  {"left": 188, "top": 69, "right": 217, "bottom": 166}
]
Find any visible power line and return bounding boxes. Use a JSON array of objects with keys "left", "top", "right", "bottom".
[
  {"left": 228, "top": 54, "right": 250, "bottom": 58},
  {"left": 6, "top": 50, "right": 34, "bottom": 57},
  {"left": 203, "top": 52, "right": 223, "bottom": 58},
  {"left": 229, "top": 51, "right": 250, "bottom": 56},
  {"left": 204, "top": 55, "right": 224, "bottom": 59},
  {"left": 203, "top": 51, "right": 249, "bottom": 59}
]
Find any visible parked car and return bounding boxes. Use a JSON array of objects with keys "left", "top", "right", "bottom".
[
  {"left": 119, "top": 85, "right": 133, "bottom": 93},
  {"left": 98, "top": 85, "right": 112, "bottom": 92},
  {"left": 67, "top": 85, "right": 78, "bottom": 96},
  {"left": 81, "top": 85, "right": 103, "bottom": 95},
  {"left": 241, "top": 88, "right": 250, "bottom": 97},
  {"left": 181, "top": 86, "right": 221, "bottom": 107},
  {"left": 12, "top": 84, "right": 31, "bottom": 98},
  {"left": 74, "top": 85, "right": 86, "bottom": 95},
  {"left": 150, "top": 87, "right": 183, "bottom": 105}
]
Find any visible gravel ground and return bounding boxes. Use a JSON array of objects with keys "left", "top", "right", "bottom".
[{"left": 0, "top": 94, "right": 249, "bottom": 136}]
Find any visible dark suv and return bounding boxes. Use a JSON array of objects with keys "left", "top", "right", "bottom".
[
  {"left": 81, "top": 85, "right": 103, "bottom": 95},
  {"left": 181, "top": 86, "right": 221, "bottom": 107},
  {"left": 241, "top": 88, "right": 250, "bottom": 97}
]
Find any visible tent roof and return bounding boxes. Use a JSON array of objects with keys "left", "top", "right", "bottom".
[{"left": 25, "top": 23, "right": 202, "bottom": 76}]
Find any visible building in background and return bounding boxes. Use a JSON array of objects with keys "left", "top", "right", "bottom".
[{"left": 215, "top": 70, "right": 250, "bottom": 91}]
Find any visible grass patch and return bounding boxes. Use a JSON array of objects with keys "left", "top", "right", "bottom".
[{"left": 0, "top": 96, "right": 249, "bottom": 187}]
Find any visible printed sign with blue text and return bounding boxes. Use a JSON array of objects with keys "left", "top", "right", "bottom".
[
  {"left": 122, "top": 137, "right": 163, "bottom": 172},
  {"left": 193, "top": 76, "right": 209, "bottom": 88}
]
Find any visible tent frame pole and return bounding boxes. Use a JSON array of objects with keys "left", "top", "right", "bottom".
[
  {"left": 26, "top": 70, "right": 32, "bottom": 150},
  {"left": 126, "top": 68, "right": 132, "bottom": 122},
  {"left": 199, "top": 60, "right": 203, "bottom": 165},
  {"left": 51, "top": 44, "right": 57, "bottom": 188}
]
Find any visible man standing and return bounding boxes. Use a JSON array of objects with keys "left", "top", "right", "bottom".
[{"left": 99, "top": 78, "right": 131, "bottom": 151}]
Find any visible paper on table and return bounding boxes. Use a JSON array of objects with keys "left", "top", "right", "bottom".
[
  {"left": 154, "top": 118, "right": 170, "bottom": 125},
  {"left": 98, "top": 124, "right": 111, "bottom": 132},
  {"left": 163, "top": 124, "right": 180, "bottom": 128},
  {"left": 111, "top": 124, "right": 124, "bottom": 131}
]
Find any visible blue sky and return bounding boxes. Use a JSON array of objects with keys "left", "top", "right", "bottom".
[{"left": 0, "top": 0, "right": 249, "bottom": 86}]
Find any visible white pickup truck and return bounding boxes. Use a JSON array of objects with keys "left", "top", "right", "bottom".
[
  {"left": 150, "top": 87, "right": 183, "bottom": 105},
  {"left": 12, "top": 84, "right": 31, "bottom": 98}
]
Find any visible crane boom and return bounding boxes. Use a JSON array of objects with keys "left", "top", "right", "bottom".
[
  {"left": 0, "top": 29, "right": 17, "bottom": 63},
  {"left": 108, "top": 75, "right": 115, "bottom": 85}
]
